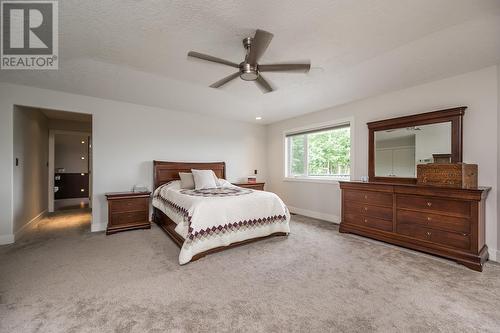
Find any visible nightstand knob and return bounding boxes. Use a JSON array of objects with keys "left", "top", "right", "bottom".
[
  {"left": 427, "top": 202, "right": 432, "bottom": 207},
  {"left": 364, "top": 195, "right": 368, "bottom": 200},
  {"left": 427, "top": 217, "right": 432, "bottom": 222},
  {"left": 426, "top": 231, "right": 432, "bottom": 236},
  {"left": 363, "top": 207, "right": 368, "bottom": 211},
  {"left": 364, "top": 219, "right": 368, "bottom": 223}
]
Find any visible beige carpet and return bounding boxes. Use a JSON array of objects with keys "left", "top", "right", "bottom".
[{"left": 1, "top": 211, "right": 499, "bottom": 333}]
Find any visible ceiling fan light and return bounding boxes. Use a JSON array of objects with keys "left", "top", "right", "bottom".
[{"left": 239, "top": 63, "right": 258, "bottom": 81}]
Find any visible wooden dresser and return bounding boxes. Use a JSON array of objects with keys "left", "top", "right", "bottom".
[
  {"left": 105, "top": 191, "right": 151, "bottom": 235},
  {"left": 339, "top": 181, "right": 490, "bottom": 271},
  {"left": 233, "top": 182, "right": 265, "bottom": 191}
]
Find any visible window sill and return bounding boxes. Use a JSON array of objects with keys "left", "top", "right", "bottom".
[{"left": 282, "top": 177, "right": 349, "bottom": 185}]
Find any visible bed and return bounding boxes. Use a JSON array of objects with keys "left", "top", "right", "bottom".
[{"left": 152, "top": 161, "right": 290, "bottom": 264}]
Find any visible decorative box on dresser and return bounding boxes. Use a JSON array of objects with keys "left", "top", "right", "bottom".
[
  {"left": 105, "top": 191, "right": 151, "bottom": 235},
  {"left": 339, "top": 181, "right": 490, "bottom": 271},
  {"left": 233, "top": 182, "right": 265, "bottom": 191}
]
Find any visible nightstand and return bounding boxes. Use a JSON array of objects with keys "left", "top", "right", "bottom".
[
  {"left": 105, "top": 191, "right": 151, "bottom": 235},
  {"left": 233, "top": 182, "right": 265, "bottom": 191}
]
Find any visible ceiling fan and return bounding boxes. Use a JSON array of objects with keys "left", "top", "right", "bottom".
[{"left": 187, "top": 29, "right": 311, "bottom": 93}]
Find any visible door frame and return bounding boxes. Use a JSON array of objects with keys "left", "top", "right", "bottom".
[{"left": 48, "top": 130, "right": 92, "bottom": 212}]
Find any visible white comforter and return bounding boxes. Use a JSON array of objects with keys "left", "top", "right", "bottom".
[{"left": 153, "top": 180, "right": 290, "bottom": 264}]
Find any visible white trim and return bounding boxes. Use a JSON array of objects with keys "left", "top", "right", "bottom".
[
  {"left": 91, "top": 222, "right": 106, "bottom": 233},
  {"left": 489, "top": 248, "right": 499, "bottom": 262},
  {"left": 0, "top": 234, "right": 15, "bottom": 245},
  {"left": 283, "top": 116, "right": 355, "bottom": 180},
  {"left": 283, "top": 117, "right": 353, "bottom": 137},
  {"left": 283, "top": 177, "right": 344, "bottom": 185},
  {"left": 15, "top": 210, "right": 47, "bottom": 241},
  {"left": 288, "top": 205, "right": 340, "bottom": 224}
]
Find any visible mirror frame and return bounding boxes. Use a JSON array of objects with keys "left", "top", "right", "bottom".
[{"left": 368, "top": 106, "right": 466, "bottom": 184}]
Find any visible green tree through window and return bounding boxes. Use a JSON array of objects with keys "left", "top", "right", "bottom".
[{"left": 287, "top": 125, "right": 350, "bottom": 179}]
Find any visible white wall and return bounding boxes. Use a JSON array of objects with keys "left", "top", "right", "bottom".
[
  {"left": 0, "top": 83, "right": 267, "bottom": 240},
  {"left": 55, "top": 134, "right": 89, "bottom": 173},
  {"left": 415, "top": 122, "right": 451, "bottom": 163},
  {"left": 497, "top": 64, "right": 500, "bottom": 262},
  {"left": 267, "top": 66, "right": 499, "bottom": 261},
  {"left": 12, "top": 107, "right": 49, "bottom": 237}
]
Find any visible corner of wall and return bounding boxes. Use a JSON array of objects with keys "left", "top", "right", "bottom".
[
  {"left": 0, "top": 234, "right": 15, "bottom": 245},
  {"left": 91, "top": 222, "right": 106, "bottom": 233}
]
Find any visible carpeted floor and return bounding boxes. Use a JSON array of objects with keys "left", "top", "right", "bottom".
[{"left": 1, "top": 211, "right": 499, "bottom": 333}]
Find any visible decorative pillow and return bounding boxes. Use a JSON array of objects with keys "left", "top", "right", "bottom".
[
  {"left": 179, "top": 172, "right": 195, "bottom": 189},
  {"left": 191, "top": 169, "right": 218, "bottom": 190}
]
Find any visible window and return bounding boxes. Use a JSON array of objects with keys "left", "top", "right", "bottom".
[{"left": 285, "top": 123, "right": 351, "bottom": 181}]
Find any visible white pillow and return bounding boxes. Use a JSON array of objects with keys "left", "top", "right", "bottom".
[
  {"left": 179, "top": 172, "right": 195, "bottom": 189},
  {"left": 191, "top": 169, "right": 218, "bottom": 189}
]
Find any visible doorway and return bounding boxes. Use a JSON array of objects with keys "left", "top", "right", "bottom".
[
  {"left": 48, "top": 130, "right": 92, "bottom": 212},
  {"left": 13, "top": 106, "right": 92, "bottom": 241}
]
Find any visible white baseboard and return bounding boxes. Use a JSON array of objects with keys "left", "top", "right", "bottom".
[
  {"left": 489, "top": 248, "right": 498, "bottom": 262},
  {"left": 0, "top": 234, "right": 15, "bottom": 245},
  {"left": 287, "top": 206, "right": 340, "bottom": 224},
  {"left": 15, "top": 210, "right": 47, "bottom": 241},
  {"left": 91, "top": 223, "right": 106, "bottom": 232}
]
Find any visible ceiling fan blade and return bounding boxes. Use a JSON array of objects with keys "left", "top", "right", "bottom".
[
  {"left": 259, "top": 63, "right": 311, "bottom": 73},
  {"left": 188, "top": 51, "right": 239, "bottom": 68},
  {"left": 209, "top": 72, "right": 241, "bottom": 88},
  {"left": 255, "top": 75, "right": 274, "bottom": 93},
  {"left": 246, "top": 29, "right": 274, "bottom": 64}
]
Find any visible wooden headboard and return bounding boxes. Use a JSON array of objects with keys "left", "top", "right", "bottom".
[{"left": 153, "top": 161, "right": 226, "bottom": 190}]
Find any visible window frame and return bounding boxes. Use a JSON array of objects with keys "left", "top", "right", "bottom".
[{"left": 283, "top": 117, "right": 354, "bottom": 184}]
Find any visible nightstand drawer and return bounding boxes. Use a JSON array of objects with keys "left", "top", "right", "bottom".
[
  {"left": 110, "top": 198, "right": 148, "bottom": 213},
  {"left": 105, "top": 191, "right": 151, "bottom": 235},
  {"left": 233, "top": 183, "right": 265, "bottom": 191},
  {"left": 110, "top": 210, "right": 148, "bottom": 226}
]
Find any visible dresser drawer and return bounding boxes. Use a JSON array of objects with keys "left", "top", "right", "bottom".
[
  {"left": 110, "top": 210, "right": 148, "bottom": 226},
  {"left": 344, "top": 213, "right": 393, "bottom": 232},
  {"left": 110, "top": 198, "right": 148, "bottom": 213},
  {"left": 397, "top": 210, "right": 470, "bottom": 234},
  {"left": 344, "top": 190, "right": 392, "bottom": 207},
  {"left": 344, "top": 202, "right": 393, "bottom": 220},
  {"left": 396, "top": 195, "right": 470, "bottom": 217},
  {"left": 397, "top": 224, "right": 470, "bottom": 250}
]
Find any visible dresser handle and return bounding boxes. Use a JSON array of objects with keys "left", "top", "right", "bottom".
[
  {"left": 363, "top": 207, "right": 368, "bottom": 211},
  {"left": 364, "top": 219, "right": 368, "bottom": 223},
  {"left": 462, "top": 233, "right": 468, "bottom": 237},
  {"left": 426, "top": 231, "right": 432, "bottom": 236},
  {"left": 427, "top": 202, "right": 432, "bottom": 207},
  {"left": 427, "top": 217, "right": 432, "bottom": 222},
  {"left": 364, "top": 195, "right": 368, "bottom": 200}
]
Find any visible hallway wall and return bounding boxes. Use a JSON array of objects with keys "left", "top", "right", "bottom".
[{"left": 12, "top": 106, "right": 49, "bottom": 238}]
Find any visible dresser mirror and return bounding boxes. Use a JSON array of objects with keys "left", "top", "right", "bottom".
[{"left": 368, "top": 107, "right": 465, "bottom": 183}]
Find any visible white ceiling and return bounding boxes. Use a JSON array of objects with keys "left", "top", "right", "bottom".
[{"left": 1, "top": 0, "right": 500, "bottom": 124}]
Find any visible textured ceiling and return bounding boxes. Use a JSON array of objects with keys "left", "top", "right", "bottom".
[{"left": 1, "top": 0, "right": 500, "bottom": 123}]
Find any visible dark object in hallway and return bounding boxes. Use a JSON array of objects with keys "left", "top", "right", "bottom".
[{"left": 54, "top": 173, "right": 89, "bottom": 199}]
